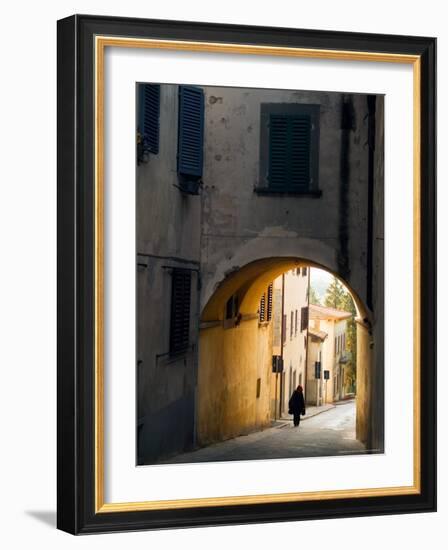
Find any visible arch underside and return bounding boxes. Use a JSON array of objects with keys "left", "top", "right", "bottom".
[{"left": 201, "top": 257, "right": 369, "bottom": 323}]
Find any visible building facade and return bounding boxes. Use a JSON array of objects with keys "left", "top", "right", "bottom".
[
  {"left": 136, "top": 82, "right": 384, "bottom": 463},
  {"left": 271, "top": 269, "right": 310, "bottom": 417},
  {"left": 307, "top": 304, "right": 352, "bottom": 405}
]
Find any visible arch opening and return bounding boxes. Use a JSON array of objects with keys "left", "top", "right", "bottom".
[{"left": 197, "top": 258, "right": 379, "bottom": 456}]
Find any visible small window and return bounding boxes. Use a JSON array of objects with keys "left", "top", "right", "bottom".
[
  {"left": 177, "top": 85, "right": 204, "bottom": 179},
  {"left": 300, "top": 306, "right": 309, "bottom": 332},
  {"left": 169, "top": 269, "right": 191, "bottom": 355},
  {"left": 295, "top": 309, "right": 298, "bottom": 334},
  {"left": 282, "top": 314, "right": 287, "bottom": 344},
  {"left": 302, "top": 267, "right": 308, "bottom": 277},
  {"left": 137, "top": 83, "right": 160, "bottom": 164},
  {"left": 256, "top": 378, "right": 261, "bottom": 399},
  {"left": 290, "top": 311, "right": 294, "bottom": 339},
  {"left": 257, "top": 103, "right": 320, "bottom": 195},
  {"left": 226, "top": 294, "right": 239, "bottom": 320}
]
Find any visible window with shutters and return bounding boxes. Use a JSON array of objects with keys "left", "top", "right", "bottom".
[
  {"left": 137, "top": 84, "right": 160, "bottom": 164},
  {"left": 259, "top": 283, "right": 273, "bottom": 323},
  {"left": 177, "top": 85, "right": 204, "bottom": 186},
  {"left": 226, "top": 294, "right": 239, "bottom": 320},
  {"left": 259, "top": 293, "right": 266, "bottom": 322},
  {"left": 169, "top": 269, "right": 191, "bottom": 355},
  {"left": 257, "top": 103, "right": 320, "bottom": 195}
]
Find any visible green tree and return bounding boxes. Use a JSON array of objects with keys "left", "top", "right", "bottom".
[
  {"left": 308, "top": 286, "right": 321, "bottom": 305},
  {"left": 340, "top": 290, "right": 357, "bottom": 390},
  {"left": 324, "top": 278, "right": 358, "bottom": 392},
  {"left": 323, "top": 277, "right": 346, "bottom": 309}
]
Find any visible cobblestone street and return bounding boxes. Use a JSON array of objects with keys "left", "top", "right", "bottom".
[{"left": 160, "top": 400, "right": 366, "bottom": 464}]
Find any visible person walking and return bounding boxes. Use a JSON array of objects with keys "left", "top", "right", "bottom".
[{"left": 288, "top": 385, "right": 306, "bottom": 427}]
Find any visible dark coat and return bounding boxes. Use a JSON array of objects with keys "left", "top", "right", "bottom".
[{"left": 288, "top": 390, "right": 305, "bottom": 415}]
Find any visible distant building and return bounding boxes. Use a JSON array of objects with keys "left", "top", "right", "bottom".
[
  {"left": 271, "top": 268, "right": 309, "bottom": 418},
  {"left": 306, "top": 325, "right": 327, "bottom": 406},
  {"left": 307, "top": 304, "right": 352, "bottom": 405}
]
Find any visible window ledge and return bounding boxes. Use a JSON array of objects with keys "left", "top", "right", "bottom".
[{"left": 254, "top": 187, "right": 322, "bottom": 198}]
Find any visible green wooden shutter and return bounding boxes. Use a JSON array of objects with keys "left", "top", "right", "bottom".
[
  {"left": 178, "top": 86, "right": 204, "bottom": 178},
  {"left": 138, "top": 84, "right": 160, "bottom": 154},
  {"left": 268, "top": 114, "right": 311, "bottom": 190},
  {"left": 169, "top": 269, "right": 191, "bottom": 354}
]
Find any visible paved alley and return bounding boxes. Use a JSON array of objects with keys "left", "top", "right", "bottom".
[{"left": 160, "top": 400, "right": 367, "bottom": 464}]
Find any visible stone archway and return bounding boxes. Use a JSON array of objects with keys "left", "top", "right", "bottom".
[{"left": 198, "top": 255, "right": 379, "bottom": 452}]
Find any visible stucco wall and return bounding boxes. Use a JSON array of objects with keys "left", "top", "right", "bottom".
[
  {"left": 199, "top": 87, "right": 379, "bottom": 314},
  {"left": 136, "top": 85, "right": 201, "bottom": 463},
  {"left": 197, "top": 318, "right": 273, "bottom": 445}
]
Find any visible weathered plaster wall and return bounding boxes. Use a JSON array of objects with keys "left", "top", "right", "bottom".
[
  {"left": 200, "top": 88, "right": 376, "bottom": 314},
  {"left": 197, "top": 318, "right": 273, "bottom": 445},
  {"left": 356, "top": 322, "right": 373, "bottom": 446},
  {"left": 136, "top": 85, "right": 201, "bottom": 463},
  {"left": 198, "top": 87, "right": 384, "bottom": 453}
]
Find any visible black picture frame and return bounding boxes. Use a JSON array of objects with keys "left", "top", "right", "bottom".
[{"left": 57, "top": 14, "right": 436, "bottom": 534}]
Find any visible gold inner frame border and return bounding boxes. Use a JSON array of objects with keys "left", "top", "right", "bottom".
[{"left": 94, "top": 35, "right": 421, "bottom": 513}]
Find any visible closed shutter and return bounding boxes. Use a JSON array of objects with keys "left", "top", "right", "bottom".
[
  {"left": 267, "top": 283, "right": 273, "bottom": 321},
  {"left": 169, "top": 269, "right": 191, "bottom": 354},
  {"left": 268, "top": 114, "right": 311, "bottom": 190},
  {"left": 301, "top": 306, "right": 309, "bottom": 332},
  {"left": 178, "top": 86, "right": 204, "bottom": 177},
  {"left": 259, "top": 293, "right": 266, "bottom": 322},
  {"left": 138, "top": 84, "right": 160, "bottom": 154}
]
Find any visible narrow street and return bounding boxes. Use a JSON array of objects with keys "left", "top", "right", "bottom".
[{"left": 160, "top": 400, "right": 366, "bottom": 464}]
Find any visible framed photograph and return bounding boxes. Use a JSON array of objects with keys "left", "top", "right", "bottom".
[{"left": 57, "top": 14, "right": 436, "bottom": 534}]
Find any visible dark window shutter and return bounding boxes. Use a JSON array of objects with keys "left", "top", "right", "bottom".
[
  {"left": 169, "top": 270, "right": 191, "bottom": 354},
  {"left": 226, "top": 294, "right": 239, "bottom": 320},
  {"left": 259, "top": 293, "right": 266, "bottom": 322},
  {"left": 268, "top": 114, "right": 311, "bottom": 190},
  {"left": 178, "top": 86, "right": 204, "bottom": 178},
  {"left": 301, "top": 306, "right": 309, "bottom": 332},
  {"left": 138, "top": 84, "right": 160, "bottom": 154},
  {"left": 267, "top": 283, "right": 273, "bottom": 321}
]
